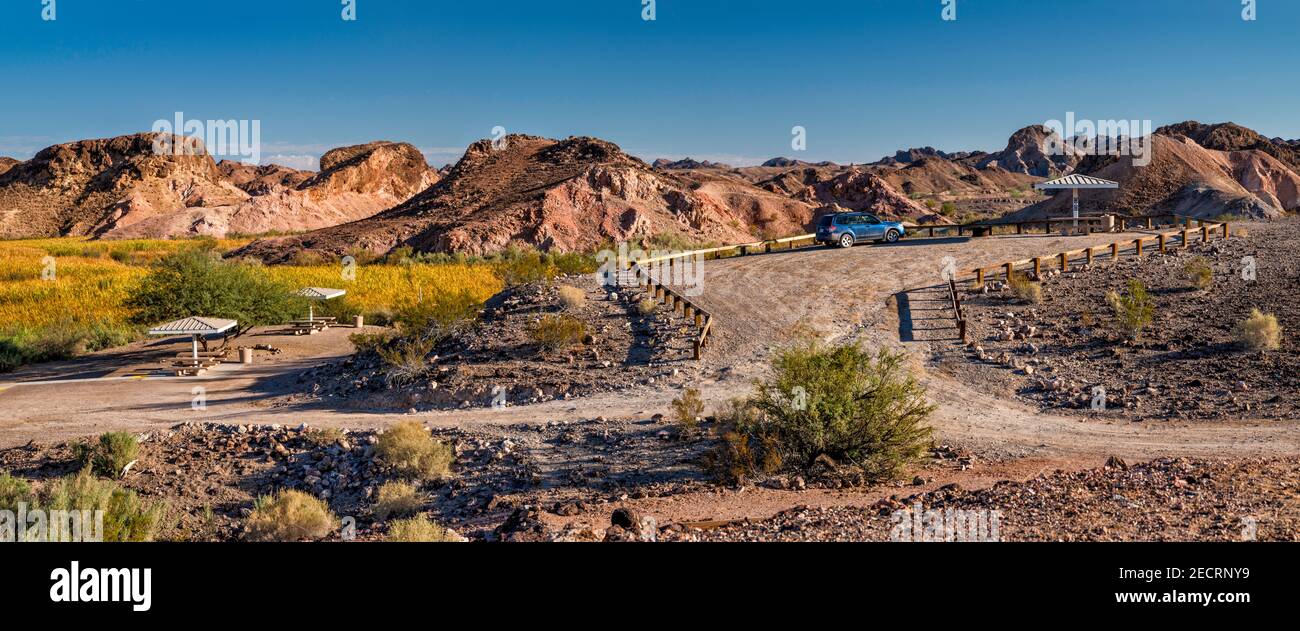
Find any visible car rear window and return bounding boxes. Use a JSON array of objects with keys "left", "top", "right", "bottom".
[{"left": 817, "top": 215, "right": 833, "bottom": 228}]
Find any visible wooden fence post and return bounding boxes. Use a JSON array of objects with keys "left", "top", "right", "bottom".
[
  {"left": 975, "top": 268, "right": 985, "bottom": 286},
  {"left": 1086, "top": 247, "right": 1094, "bottom": 266},
  {"left": 1032, "top": 257, "right": 1042, "bottom": 277},
  {"left": 1145, "top": 217, "right": 1153, "bottom": 229},
  {"left": 1111, "top": 242, "right": 1119, "bottom": 261},
  {"left": 1058, "top": 252, "right": 1068, "bottom": 271},
  {"left": 1135, "top": 238, "right": 1143, "bottom": 257},
  {"left": 1004, "top": 262, "right": 1014, "bottom": 279},
  {"left": 1223, "top": 223, "right": 1230, "bottom": 239},
  {"left": 1181, "top": 229, "right": 1190, "bottom": 248},
  {"left": 1158, "top": 233, "right": 1166, "bottom": 253},
  {"left": 1201, "top": 225, "right": 1209, "bottom": 242}
]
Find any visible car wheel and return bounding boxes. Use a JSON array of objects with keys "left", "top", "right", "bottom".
[
  {"left": 884, "top": 229, "right": 900, "bottom": 243},
  {"left": 838, "top": 234, "right": 854, "bottom": 248}
]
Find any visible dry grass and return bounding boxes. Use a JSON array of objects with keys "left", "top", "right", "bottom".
[
  {"left": 670, "top": 387, "right": 705, "bottom": 430},
  {"left": 386, "top": 516, "right": 460, "bottom": 542},
  {"left": 1184, "top": 257, "right": 1213, "bottom": 290},
  {"left": 557, "top": 285, "right": 586, "bottom": 311},
  {"left": 373, "top": 480, "right": 425, "bottom": 520},
  {"left": 245, "top": 489, "right": 338, "bottom": 541},
  {"left": 1237, "top": 309, "right": 1282, "bottom": 351},
  {"left": 375, "top": 421, "right": 454, "bottom": 482},
  {"left": 1007, "top": 271, "right": 1042, "bottom": 304},
  {"left": 529, "top": 314, "right": 587, "bottom": 352},
  {"left": 637, "top": 299, "right": 658, "bottom": 316}
]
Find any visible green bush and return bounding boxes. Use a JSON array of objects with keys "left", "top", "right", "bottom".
[
  {"left": 0, "top": 320, "right": 140, "bottom": 373},
  {"left": 386, "top": 516, "right": 459, "bottom": 542},
  {"left": 245, "top": 489, "right": 337, "bottom": 541},
  {"left": 392, "top": 289, "right": 481, "bottom": 339},
  {"left": 529, "top": 314, "right": 587, "bottom": 352},
  {"left": 1106, "top": 279, "right": 1154, "bottom": 341},
  {"left": 126, "top": 249, "right": 305, "bottom": 340},
  {"left": 40, "top": 470, "right": 164, "bottom": 542},
  {"left": 0, "top": 471, "right": 34, "bottom": 510},
  {"left": 375, "top": 421, "right": 454, "bottom": 482},
  {"left": 90, "top": 432, "right": 140, "bottom": 479},
  {"left": 670, "top": 387, "right": 705, "bottom": 430},
  {"left": 376, "top": 336, "right": 435, "bottom": 386},
  {"left": 373, "top": 480, "right": 425, "bottom": 520},
  {"left": 713, "top": 343, "right": 935, "bottom": 483}
]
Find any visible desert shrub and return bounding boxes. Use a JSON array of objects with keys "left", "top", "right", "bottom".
[
  {"left": 375, "top": 421, "right": 454, "bottom": 482},
  {"left": 289, "top": 250, "right": 327, "bottom": 266},
  {"left": 1184, "top": 257, "right": 1213, "bottom": 289},
  {"left": 0, "top": 471, "right": 34, "bottom": 510},
  {"left": 549, "top": 252, "right": 598, "bottom": 276},
  {"left": 940, "top": 202, "right": 957, "bottom": 216},
  {"left": 636, "top": 299, "right": 658, "bottom": 316},
  {"left": 245, "top": 489, "right": 337, "bottom": 541},
  {"left": 303, "top": 427, "right": 346, "bottom": 448},
  {"left": 1007, "top": 271, "right": 1042, "bottom": 304},
  {"left": 529, "top": 314, "right": 587, "bottom": 352},
  {"left": 725, "top": 343, "right": 934, "bottom": 482},
  {"left": 376, "top": 335, "right": 435, "bottom": 386},
  {"left": 40, "top": 471, "right": 164, "bottom": 542},
  {"left": 0, "top": 320, "right": 140, "bottom": 372},
  {"left": 494, "top": 249, "right": 553, "bottom": 287},
  {"left": 557, "top": 285, "right": 586, "bottom": 311},
  {"left": 90, "top": 432, "right": 139, "bottom": 479},
  {"left": 393, "top": 289, "right": 481, "bottom": 341},
  {"left": 670, "top": 387, "right": 705, "bottom": 430},
  {"left": 701, "top": 399, "right": 779, "bottom": 484},
  {"left": 1237, "top": 309, "right": 1282, "bottom": 351},
  {"left": 373, "top": 480, "right": 425, "bottom": 520},
  {"left": 386, "top": 516, "right": 459, "bottom": 542},
  {"left": 126, "top": 250, "right": 305, "bottom": 340},
  {"left": 349, "top": 330, "right": 395, "bottom": 352},
  {"left": 1106, "top": 279, "right": 1154, "bottom": 341}
]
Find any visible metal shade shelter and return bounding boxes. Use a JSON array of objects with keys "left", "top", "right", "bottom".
[
  {"left": 296, "top": 287, "right": 347, "bottom": 321},
  {"left": 1034, "top": 174, "right": 1119, "bottom": 227},
  {"left": 147, "top": 317, "right": 238, "bottom": 361}
]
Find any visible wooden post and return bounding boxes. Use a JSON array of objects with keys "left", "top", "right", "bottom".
[
  {"left": 975, "top": 268, "right": 985, "bottom": 286},
  {"left": 695, "top": 313, "right": 704, "bottom": 327},
  {"left": 693, "top": 339, "right": 702, "bottom": 360},
  {"left": 1201, "top": 225, "right": 1209, "bottom": 242},
  {"left": 1181, "top": 229, "right": 1190, "bottom": 248},
  {"left": 1004, "top": 262, "right": 1014, "bottom": 279},
  {"left": 1158, "top": 233, "right": 1166, "bottom": 253},
  {"left": 684, "top": 305, "right": 694, "bottom": 320},
  {"left": 1135, "top": 238, "right": 1143, "bottom": 257},
  {"left": 1058, "top": 252, "right": 1068, "bottom": 271},
  {"left": 1111, "top": 242, "right": 1120, "bottom": 261},
  {"left": 1145, "top": 217, "right": 1153, "bottom": 229},
  {"left": 1032, "top": 257, "right": 1042, "bottom": 277},
  {"left": 1016, "top": 223, "right": 1023, "bottom": 235},
  {"left": 928, "top": 227, "right": 935, "bottom": 238},
  {"left": 1223, "top": 223, "right": 1230, "bottom": 239},
  {"left": 1085, "top": 247, "right": 1094, "bottom": 266}
]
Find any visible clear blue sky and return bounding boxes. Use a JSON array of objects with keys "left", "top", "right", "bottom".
[{"left": 1, "top": 0, "right": 1296, "bottom": 168}]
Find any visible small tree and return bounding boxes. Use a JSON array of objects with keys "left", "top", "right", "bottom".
[
  {"left": 737, "top": 343, "right": 935, "bottom": 482},
  {"left": 126, "top": 250, "right": 304, "bottom": 346}
]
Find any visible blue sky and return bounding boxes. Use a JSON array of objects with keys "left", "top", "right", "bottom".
[{"left": 0, "top": 0, "right": 1296, "bottom": 168}]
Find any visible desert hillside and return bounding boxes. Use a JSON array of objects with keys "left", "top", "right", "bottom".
[
  {"left": 1006, "top": 132, "right": 1300, "bottom": 221},
  {"left": 0, "top": 135, "right": 437, "bottom": 240},
  {"left": 236, "top": 134, "right": 817, "bottom": 262}
]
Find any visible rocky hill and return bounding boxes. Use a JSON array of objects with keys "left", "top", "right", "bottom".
[
  {"left": 651, "top": 157, "right": 731, "bottom": 170},
  {"left": 0, "top": 135, "right": 437, "bottom": 239},
  {"left": 0, "top": 157, "right": 19, "bottom": 177},
  {"left": 755, "top": 166, "right": 949, "bottom": 224},
  {"left": 1005, "top": 132, "right": 1300, "bottom": 221},
  {"left": 235, "top": 134, "right": 816, "bottom": 262},
  {"left": 1157, "top": 120, "right": 1300, "bottom": 172},
  {"left": 976, "top": 125, "right": 1080, "bottom": 177}
]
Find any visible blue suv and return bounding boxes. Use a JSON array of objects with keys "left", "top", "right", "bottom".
[{"left": 815, "top": 212, "right": 906, "bottom": 248}]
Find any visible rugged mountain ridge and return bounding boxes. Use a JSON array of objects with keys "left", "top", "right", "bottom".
[
  {"left": 0, "top": 135, "right": 437, "bottom": 239},
  {"left": 235, "top": 134, "right": 817, "bottom": 262}
]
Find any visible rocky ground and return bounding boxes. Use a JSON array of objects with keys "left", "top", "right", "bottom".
[
  {"left": 692, "top": 457, "right": 1300, "bottom": 542},
  {"left": 947, "top": 220, "right": 1298, "bottom": 421},
  {"left": 281, "top": 275, "right": 705, "bottom": 412}
]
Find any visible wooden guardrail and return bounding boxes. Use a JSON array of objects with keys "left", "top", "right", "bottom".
[{"left": 943, "top": 215, "right": 1234, "bottom": 340}]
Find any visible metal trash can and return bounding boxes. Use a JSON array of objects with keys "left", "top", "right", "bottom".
[
  {"left": 354, "top": 315, "right": 364, "bottom": 328},
  {"left": 239, "top": 348, "right": 254, "bottom": 364}
]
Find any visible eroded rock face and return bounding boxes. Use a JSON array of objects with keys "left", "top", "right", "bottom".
[
  {"left": 0, "top": 133, "right": 249, "bottom": 238},
  {"left": 0, "top": 134, "right": 438, "bottom": 240},
  {"left": 234, "top": 134, "right": 816, "bottom": 262},
  {"left": 758, "top": 167, "right": 950, "bottom": 224},
  {"left": 977, "top": 125, "right": 1080, "bottom": 177},
  {"left": 0, "top": 157, "right": 19, "bottom": 177}
]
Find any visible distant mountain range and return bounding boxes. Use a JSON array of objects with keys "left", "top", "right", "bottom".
[{"left": 2, "top": 120, "right": 1296, "bottom": 257}]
